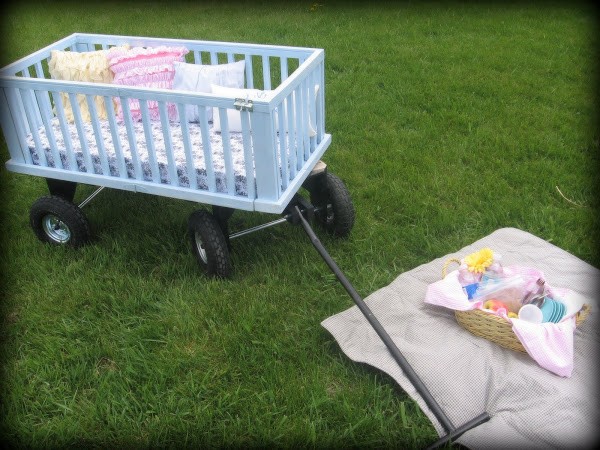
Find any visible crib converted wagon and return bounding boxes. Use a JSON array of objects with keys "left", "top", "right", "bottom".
[{"left": 0, "top": 33, "right": 354, "bottom": 277}]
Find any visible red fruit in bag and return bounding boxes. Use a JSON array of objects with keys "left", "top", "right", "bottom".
[{"left": 483, "top": 299, "right": 507, "bottom": 312}]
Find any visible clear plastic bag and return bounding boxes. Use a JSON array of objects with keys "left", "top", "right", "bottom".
[{"left": 472, "top": 275, "right": 528, "bottom": 313}]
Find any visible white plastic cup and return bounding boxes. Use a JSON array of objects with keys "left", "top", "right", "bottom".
[{"left": 518, "top": 304, "right": 543, "bottom": 324}]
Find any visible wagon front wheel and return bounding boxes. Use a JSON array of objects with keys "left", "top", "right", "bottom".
[
  {"left": 30, "top": 195, "right": 91, "bottom": 248},
  {"left": 188, "top": 210, "right": 232, "bottom": 278},
  {"left": 310, "top": 172, "right": 355, "bottom": 238}
]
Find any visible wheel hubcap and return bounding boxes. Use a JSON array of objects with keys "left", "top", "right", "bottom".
[
  {"left": 42, "top": 214, "right": 71, "bottom": 243},
  {"left": 324, "top": 204, "right": 334, "bottom": 224},
  {"left": 317, "top": 203, "right": 334, "bottom": 225},
  {"left": 194, "top": 232, "right": 208, "bottom": 264}
]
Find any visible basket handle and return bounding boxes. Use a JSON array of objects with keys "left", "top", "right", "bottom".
[
  {"left": 576, "top": 303, "right": 592, "bottom": 326},
  {"left": 442, "top": 258, "right": 461, "bottom": 278}
]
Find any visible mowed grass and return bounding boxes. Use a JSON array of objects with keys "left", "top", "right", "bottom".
[{"left": 0, "top": 1, "right": 598, "bottom": 448}]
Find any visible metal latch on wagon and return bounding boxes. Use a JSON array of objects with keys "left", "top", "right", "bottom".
[{"left": 234, "top": 97, "right": 254, "bottom": 112}]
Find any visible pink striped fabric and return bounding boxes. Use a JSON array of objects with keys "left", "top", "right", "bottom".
[{"left": 108, "top": 46, "right": 189, "bottom": 121}]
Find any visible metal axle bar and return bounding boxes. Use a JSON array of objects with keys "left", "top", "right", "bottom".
[
  {"left": 229, "top": 216, "right": 290, "bottom": 240},
  {"left": 293, "top": 206, "right": 490, "bottom": 448},
  {"left": 228, "top": 205, "right": 324, "bottom": 240},
  {"left": 78, "top": 186, "right": 105, "bottom": 209}
]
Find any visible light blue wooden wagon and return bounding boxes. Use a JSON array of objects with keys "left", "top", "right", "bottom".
[
  {"left": 0, "top": 33, "right": 354, "bottom": 277},
  {"left": 1, "top": 35, "right": 492, "bottom": 445}
]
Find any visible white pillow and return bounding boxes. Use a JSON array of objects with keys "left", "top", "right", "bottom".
[
  {"left": 211, "top": 84, "right": 319, "bottom": 136},
  {"left": 172, "top": 60, "right": 246, "bottom": 122}
]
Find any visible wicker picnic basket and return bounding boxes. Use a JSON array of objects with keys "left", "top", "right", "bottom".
[{"left": 442, "top": 258, "right": 591, "bottom": 353}]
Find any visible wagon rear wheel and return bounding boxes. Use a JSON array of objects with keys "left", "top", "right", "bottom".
[
  {"left": 188, "top": 210, "right": 232, "bottom": 278},
  {"left": 29, "top": 195, "right": 91, "bottom": 248},
  {"left": 309, "top": 172, "right": 355, "bottom": 238}
]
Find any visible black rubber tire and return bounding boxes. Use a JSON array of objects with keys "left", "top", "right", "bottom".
[
  {"left": 309, "top": 172, "right": 355, "bottom": 238},
  {"left": 29, "top": 195, "right": 91, "bottom": 248},
  {"left": 188, "top": 210, "right": 232, "bottom": 278}
]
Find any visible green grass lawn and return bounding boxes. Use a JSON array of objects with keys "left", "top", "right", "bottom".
[{"left": 1, "top": 1, "right": 598, "bottom": 448}]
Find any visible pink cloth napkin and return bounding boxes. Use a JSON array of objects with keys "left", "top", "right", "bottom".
[
  {"left": 424, "top": 269, "right": 585, "bottom": 377},
  {"left": 511, "top": 317, "right": 576, "bottom": 377},
  {"left": 424, "top": 270, "right": 482, "bottom": 311}
]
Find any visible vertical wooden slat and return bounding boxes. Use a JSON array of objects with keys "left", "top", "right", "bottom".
[
  {"left": 75, "top": 42, "right": 93, "bottom": 52},
  {"left": 262, "top": 56, "right": 271, "bottom": 90},
  {"left": 15, "top": 72, "right": 34, "bottom": 133},
  {"left": 51, "top": 92, "right": 78, "bottom": 171},
  {"left": 240, "top": 110, "right": 255, "bottom": 200},
  {"left": 293, "top": 86, "right": 303, "bottom": 170},
  {"left": 120, "top": 97, "right": 143, "bottom": 180},
  {"left": 300, "top": 80, "right": 310, "bottom": 161},
  {"left": 9, "top": 80, "right": 32, "bottom": 134},
  {"left": 176, "top": 103, "right": 198, "bottom": 190},
  {"left": 104, "top": 96, "right": 128, "bottom": 178},
  {"left": 35, "top": 90, "right": 62, "bottom": 169},
  {"left": 140, "top": 101, "right": 160, "bottom": 183},
  {"left": 157, "top": 101, "right": 178, "bottom": 185},
  {"left": 271, "top": 57, "right": 280, "bottom": 89},
  {"left": 198, "top": 106, "right": 216, "bottom": 192},
  {"left": 21, "top": 68, "right": 43, "bottom": 130},
  {"left": 86, "top": 94, "right": 111, "bottom": 175},
  {"left": 20, "top": 88, "right": 48, "bottom": 166},
  {"left": 218, "top": 108, "right": 235, "bottom": 195},
  {"left": 33, "top": 62, "right": 45, "bottom": 79},
  {"left": 33, "top": 62, "right": 55, "bottom": 126},
  {"left": 15, "top": 82, "right": 34, "bottom": 133},
  {"left": 68, "top": 92, "right": 95, "bottom": 173},
  {"left": 0, "top": 89, "right": 26, "bottom": 164},
  {"left": 308, "top": 71, "right": 318, "bottom": 154},
  {"left": 6, "top": 88, "right": 33, "bottom": 164},
  {"left": 318, "top": 61, "right": 325, "bottom": 141},
  {"left": 286, "top": 91, "right": 297, "bottom": 179},
  {"left": 271, "top": 111, "right": 281, "bottom": 198},
  {"left": 277, "top": 102, "right": 288, "bottom": 190},
  {"left": 280, "top": 58, "right": 289, "bottom": 83},
  {"left": 250, "top": 110, "right": 279, "bottom": 201},
  {"left": 245, "top": 55, "right": 254, "bottom": 89}
]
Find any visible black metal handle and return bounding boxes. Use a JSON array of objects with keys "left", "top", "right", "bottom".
[{"left": 294, "top": 205, "right": 491, "bottom": 447}]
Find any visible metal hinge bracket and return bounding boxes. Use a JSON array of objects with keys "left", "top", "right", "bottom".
[{"left": 234, "top": 98, "right": 254, "bottom": 112}]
